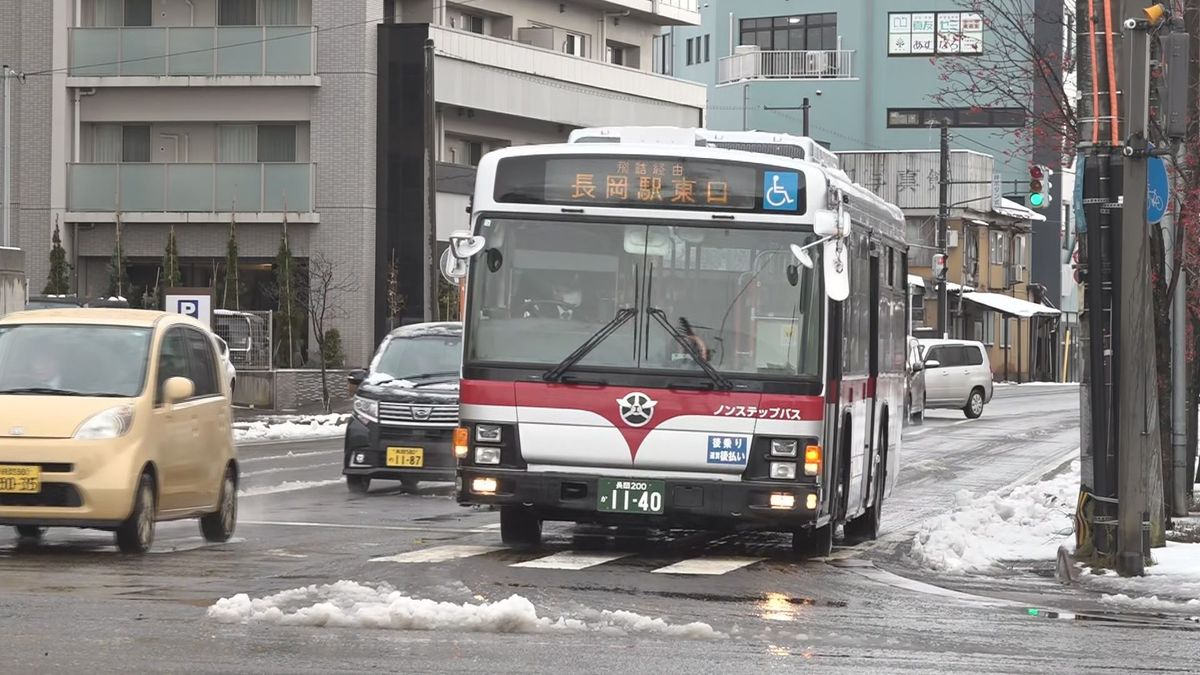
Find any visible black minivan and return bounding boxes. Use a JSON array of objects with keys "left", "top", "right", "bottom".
[{"left": 343, "top": 322, "right": 462, "bottom": 493}]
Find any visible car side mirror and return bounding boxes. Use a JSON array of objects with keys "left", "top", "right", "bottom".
[
  {"left": 347, "top": 368, "right": 368, "bottom": 396},
  {"left": 164, "top": 376, "right": 195, "bottom": 405},
  {"left": 911, "top": 360, "right": 925, "bottom": 372},
  {"left": 924, "top": 359, "right": 941, "bottom": 369}
]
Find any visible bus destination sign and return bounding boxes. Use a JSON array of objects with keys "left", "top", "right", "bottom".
[{"left": 493, "top": 155, "right": 807, "bottom": 215}]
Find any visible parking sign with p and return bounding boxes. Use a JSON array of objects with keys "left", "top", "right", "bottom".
[{"left": 164, "top": 288, "right": 214, "bottom": 328}]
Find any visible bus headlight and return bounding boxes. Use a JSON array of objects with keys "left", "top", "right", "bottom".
[
  {"left": 770, "top": 462, "right": 797, "bottom": 480},
  {"left": 475, "top": 447, "right": 501, "bottom": 465},
  {"left": 770, "top": 439, "right": 799, "bottom": 457},
  {"left": 475, "top": 424, "right": 502, "bottom": 443}
]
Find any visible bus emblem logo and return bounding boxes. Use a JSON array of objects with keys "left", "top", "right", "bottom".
[{"left": 616, "top": 392, "right": 657, "bottom": 428}]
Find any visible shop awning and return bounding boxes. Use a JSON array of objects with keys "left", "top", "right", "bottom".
[
  {"left": 962, "top": 291, "right": 1061, "bottom": 318},
  {"left": 993, "top": 197, "right": 1048, "bottom": 222},
  {"left": 907, "top": 274, "right": 925, "bottom": 288}
]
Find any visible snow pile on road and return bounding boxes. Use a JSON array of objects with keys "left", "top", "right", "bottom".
[
  {"left": 910, "top": 461, "right": 1077, "bottom": 573},
  {"left": 233, "top": 414, "right": 349, "bottom": 443},
  {"left": 208, "top": 581, "right": 724, "bottom": 640},
  {"left": 1082, "top": 542, "right": 1200, "bottom": 607},
  {"left": 238, "top": 478, "right": 344, "bottom": 498}
]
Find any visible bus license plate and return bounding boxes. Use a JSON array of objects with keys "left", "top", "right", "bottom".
[
  {"left": 0, "top": 465, "right": 40, "bottom": 493},
  {"left": 597, "top": 478, "right": 665, "bottom": 515},
  {"left": 386, "top": 447, "right": 424, "bottom": 468}
]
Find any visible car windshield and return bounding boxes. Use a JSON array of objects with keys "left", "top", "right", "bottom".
[
  {"left": 0, "top": 324, "right": 153, "bottom": 397},
  {"left": 372, "top": 334, "right": 463, "bottom": 381},
  {"left": 466, "top": 217, "right": 824, "bottom": 379}
]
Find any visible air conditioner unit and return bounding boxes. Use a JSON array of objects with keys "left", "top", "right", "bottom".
[
  {"left": 804, "top": 51, "right": 829, "bottom": 75},
  {"left": 517, "top": 27, "right": 555, "bottom": 50}
]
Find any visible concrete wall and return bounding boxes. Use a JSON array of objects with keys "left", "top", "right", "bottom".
[
  {"left": 0, "top": 248, "right": 27, "bottom": 316},
  {"left": 274, "top": 368, "right": 352, "bottom": 411}
]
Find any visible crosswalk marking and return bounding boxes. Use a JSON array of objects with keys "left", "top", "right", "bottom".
[
  {"left": 510, "top": 551, "right": 633, "bottom": 570},
  {"left": 650, "top": 556, "right": 765, "bottom": 576},
  {"left": 369, "top": 545, "right": 504, "bottom": 563}
]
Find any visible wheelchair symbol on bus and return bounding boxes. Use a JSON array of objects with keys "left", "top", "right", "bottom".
[{"left": 763, "top": 171, "right": 799, "bottom": 212}]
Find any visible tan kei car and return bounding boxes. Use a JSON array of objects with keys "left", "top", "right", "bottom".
[{"left": 0, "top": 309, "right": 238, "bottom": 553}]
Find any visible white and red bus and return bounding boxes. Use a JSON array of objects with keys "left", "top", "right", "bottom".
[{"left": 445, "top": 128, "right": 908, "bottom": 555}]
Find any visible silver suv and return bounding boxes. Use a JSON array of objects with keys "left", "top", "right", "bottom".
[{"left": 918, "top": 339, "right": 994, "bottom": 419}]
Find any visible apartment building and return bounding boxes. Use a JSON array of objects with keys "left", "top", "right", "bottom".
[
  {"left": 658, "top": 0, "right": 1075, "bottom": 377},
  {"left": 0, "top": 0, "right": 705, "bottom": 364}
]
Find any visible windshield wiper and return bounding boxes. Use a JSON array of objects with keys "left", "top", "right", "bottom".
[
  {"left": 407, "top": 370, "right": 459, "bottom": 380},
  {"left": 542, "top": 307, "right": 637, "bottom": 383},
  {"left": 0, "top": 387, "right": 91, "bottom": 396},
  {"left": 646, "top": 308, "right": 735, "bottom": 391}
]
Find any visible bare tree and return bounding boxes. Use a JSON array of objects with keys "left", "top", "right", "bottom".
[{"left": 299, "top": 252, "right": 359, "bottom": 412}]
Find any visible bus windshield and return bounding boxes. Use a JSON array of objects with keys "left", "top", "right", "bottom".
[{"left": 466, "top": 217, "right": 824, "bottom": 380}]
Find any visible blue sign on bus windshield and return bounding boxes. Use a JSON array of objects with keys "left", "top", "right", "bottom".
[{"left": 762, "top": 171, "right": 800, "bottom": 212}]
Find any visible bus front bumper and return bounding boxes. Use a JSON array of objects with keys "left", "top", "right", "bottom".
[{"left": 457, "top": 467, "right": 823, "bottom": 531}]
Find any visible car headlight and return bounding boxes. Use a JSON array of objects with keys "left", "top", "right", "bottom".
[
  {"left": 770, "top": 439, "right": 799, "bottom": 457},
  {"left": 353, "top": 397, "right": 378, "bottom": 423},
  {"left": 73, "top": 406, "right": 135, "bottom": 440}
]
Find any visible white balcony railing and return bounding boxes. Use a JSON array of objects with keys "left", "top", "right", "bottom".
[
  {"left": 69, "top": 26, "right": 315, "bottom": 78},
  {"left": 68, "top": 163, "right": 314, "bottom": 213},
  {"left": 718, "top": 49, "right": 855, "bottom": 84},
  {"left": 431, "top": 25, "right": 706, "bottom": 108}
]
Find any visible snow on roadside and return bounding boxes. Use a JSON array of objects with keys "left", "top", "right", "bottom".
[
  {"left": 238, "top": 479, "right": 345, "bottom": 498},
  {"left": 233, "top": 413, "right": 349, "bottom": 443},
  {"left": 910, "top": 461, "right": 1078, "bottom": 573},
  {"left": 208, "top": 581, "right": 724, "bottom": 640},
  {"left": 1080, "top": 542, "right": 1200, "bottom": 607}
]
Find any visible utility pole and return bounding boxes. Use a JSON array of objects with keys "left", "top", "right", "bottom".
[
  {"left": 423, "top": 38, "right": 438, "bottom": 322},
  {"left": 2, "top": 65, "right": 12, "bottom": 248},
  {"left": 1114, "top": 8, "right": 1160, "bottom": 577},
  {"left": 937, "top": 119, "right": 950, "bottom": 338},
  {"left": 764, "top": 97, "right": 815, "bottom": 138}
]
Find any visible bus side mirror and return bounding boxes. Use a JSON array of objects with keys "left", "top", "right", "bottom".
[
  {"left": 823, "top": 239, "right": 849, "bottom": 302},
  {"left": 449, "top": 231, "right": 486, "bottom": 259},
  {"left": 440, "top": 248, "right": 467, "bottom": 284}
]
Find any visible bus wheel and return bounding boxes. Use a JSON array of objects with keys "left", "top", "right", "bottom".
[
  {"left": 500, "top": 506, "right": 542, "bottom": 549},
  {"left": 793, "top": 523, "right": 833, "bottom": 559},
  {"left": 845, "top": 447, "right": 885, "bottom": 543}
]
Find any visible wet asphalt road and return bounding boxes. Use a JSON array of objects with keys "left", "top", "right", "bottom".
[{"left": 3, "top": 385, "right": 1199, "bottom": 673}]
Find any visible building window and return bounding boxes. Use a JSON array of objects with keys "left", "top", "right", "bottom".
[
  {"left": 982, "top": 310, "right": 995, "bottom": 345},
  {"left": 740, "top": 14, "right": 837, "bottom": 52},
  {"left": 124, "top": 0, "right": 152, "bottom": 26},
  {"left": 607, "top": 44, "right": 625, "bottom": 66},
  {"left": 218, "top": 0, "right": 256, "bottom": 25},
  {"left": 563, "top": 32, "right": 586, "bottom": 57},
  {"left": 218, "top": 124, "right": 297, "bottom": 162},
  {"left": 261, "top": 0, "right": 298, "bottom": 25},
  {"left": 912, "top": 289, "right": 925, "bottom": 323},
  {"left": 257, "top": 124, "right": 297, "bottom": 162},
  {"left": 990, "top": 230, "right": 1006, "bottom": 265},
  {"left": 887, "top": 107, "right": 1026, "bottom": 128},
  {"left": 121, "top": 125, "right": 151, "bottom": 162},
  {"left": 653, "top": 33, "right": 672, "bottom": 74},
  {"left": 888, "top": 12, "right": 983, "bottom": 55},
  {"left": 463, "top": 13, "right": 485, "bottom": 34},
  {"left": 704, "top": 34, "right": 710, "bottom": 62}
]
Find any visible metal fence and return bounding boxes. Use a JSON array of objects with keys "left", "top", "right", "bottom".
[{"left": 214, "top": 309, "right": 273, "bottom": 371}]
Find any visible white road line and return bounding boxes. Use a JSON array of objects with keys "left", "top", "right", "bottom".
[
  {"left": 239, "top": 520, "right": 494, "bottom": 535},
  {"left": 238, "top": 479, "right": 344, "bottom": 497},
  {"left": 510, "top": 551, "right": 632, "bottom": 570},
  {"left": 481, "top": 523, "right": 503, "bottom": 530},
  {"left": 240, "top": 449, "right": 342, "bottom": 464},
  {"left": 651, "top": 556, "right": 765, "bottom": 576},
  {"left": 370, "top": 544, "right": 505, "bottom": 563},
  {"left": 241, "top": 462, "right": 341, "bottom": 477}
]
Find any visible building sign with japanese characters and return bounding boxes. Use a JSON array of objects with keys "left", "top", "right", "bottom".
[
  {"left": 888, "top": 12, "right": 983, "bottom": 56},
  {"left": 493, "top": 155, "right": 807, "bottom": 215}
]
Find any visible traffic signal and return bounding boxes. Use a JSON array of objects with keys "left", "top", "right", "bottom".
[
  {"left": 1027, "top": 165, "right": 1052, "bottom": 209},
  {"left": 932, "top": 253, "right": 948, "bottom": 282}
]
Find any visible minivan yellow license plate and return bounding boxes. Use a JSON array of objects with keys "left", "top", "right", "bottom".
[
  {"left": 386, "top": 447, "right": 424, "bottom": 468},
  {"left": 0, "top": 465, "right": 41, "bottom": 493}
]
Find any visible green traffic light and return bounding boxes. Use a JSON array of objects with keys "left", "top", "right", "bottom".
[{"left": 1029, "top": 193, "right": 1045, "bottom": 208}]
